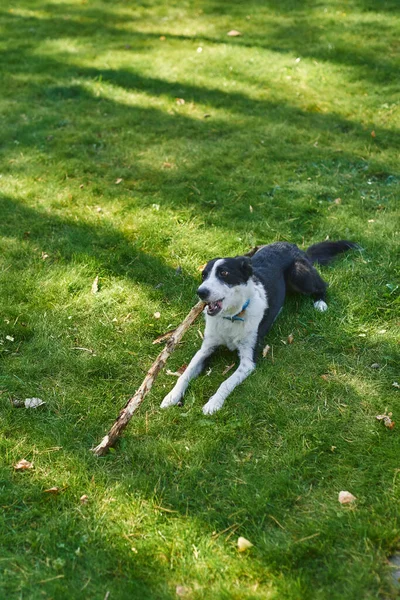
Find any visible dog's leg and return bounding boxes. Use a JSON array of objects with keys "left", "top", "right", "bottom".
[
  {"left": 160, "top": 341, "right": 217, "bottom": 408},
  {"left": 286, "top": 259, "right": 328, "bottom": 311},
  {"left": 202, "top": 342, "right": 255, "bottom": 415}
]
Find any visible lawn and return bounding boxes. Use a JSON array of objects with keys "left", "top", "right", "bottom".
[{"left": 0, "top": 0, "right": 399, "bottom": 598}]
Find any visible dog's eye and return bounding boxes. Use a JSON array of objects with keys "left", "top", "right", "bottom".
[
  {"left": 220, "top": 270, "right": 229, "bottom": 277},
  {"left": 201, "top": 271, "right": 206, "bottom": 280}
]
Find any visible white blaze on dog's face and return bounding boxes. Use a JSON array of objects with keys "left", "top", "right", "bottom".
[{"left": 197, "top": 257, "right": 253, "bottom": 316}]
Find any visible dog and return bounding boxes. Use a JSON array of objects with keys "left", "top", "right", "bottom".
[{"left": 160, "top": 240, "right": 357, "bottom": 415}]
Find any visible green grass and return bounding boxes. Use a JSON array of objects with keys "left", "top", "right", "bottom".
[{"left": 0, "top": 0, "right": 399, "bottom": 598}]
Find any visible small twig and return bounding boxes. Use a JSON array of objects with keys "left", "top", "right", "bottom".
[
  {"left": 212, "top": 523, "right": 240, "bottom": 540},
  {"left": 154, "top": 505, "right": 178, "bottom": 513},
  {"left": 293, "top": 532, "right": 320, "bottom": 544},
  {"left": 71, "top": 347, "right": 94, "bottom": 353},
  {"left": 268, "top": 514, "right": 285, "bottom": 530}
]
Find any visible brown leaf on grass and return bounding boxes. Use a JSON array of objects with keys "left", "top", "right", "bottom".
[
  {"left": 371, "top": 130, "right": 376, "bottom": 138},
  {"left": 177, "top": 364, "right": 187, "bottom": 375},
  {"left": 176, "top": 586, "right": 189, "bottom": 597},
  {"left": 14, "top": 459, "right": 33, "bottom": 471},
  {"left": 159, "top": 35, "right": 166, "bottom": 41},
  {"left": 41, "top": 252, "right": 49, "bottom": 260},
  {"left": 262, "top": 344, "right": 271, "bottom": 357},
  {"left": 44, "top": 487, "right": 60, "bottom": 494},
  {"left": 320, "top": 374, "right": 329, "bottom": 381},
  {"left": 227, "top": 30, "right": 242, "bottom": 36},
  {"left": 153, "top": 312, "right": 161, "bottom": 319},
  {"left": 176, "top": 98, "right": 185, "bottom": 105},
  {"left": 237, "top": 536, "right": 253, "bottom": 552},
  {"left": 115, "top": 178, "right": 123, "bottom": 184},
  {"left": 338, "top": 490, "right": 357, "bottom": 504},
  {"left": 91, "top": 275, "right": 99, "bottom": 294},
  {"left": 287, "top": 333, "right": 294, "bottom": 344},
  {"left": 334, "top": 197, "right": 342, "bottom": 205},
  {"left": 163, "top": 162, "right": 173, "bottom": 168},
  {"left": 222, "top": 363, "right": 235, "bottom": 375},
  {"left": 198, "top": 263, "right": 206, "bottom": 272},
  {"left": 80, "top": 494, "right": 89, "bottom": 504},
  {"left": 376, "top": 413, "right": 395, "bottom": 429},
  {"left": 249, "top": 205, "right": 253, "bottom": 213}
]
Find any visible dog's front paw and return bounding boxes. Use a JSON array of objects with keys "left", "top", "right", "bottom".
[
  {"left": 202, "top": 396, "right": 224, "bottom": 415},
  {"left": 160, "top": 390, "right": 182, "bottom": 409}
]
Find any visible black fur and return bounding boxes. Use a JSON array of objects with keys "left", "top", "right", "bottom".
[{"left": 251, "top": 241, "right": 357, "bottom": 359}]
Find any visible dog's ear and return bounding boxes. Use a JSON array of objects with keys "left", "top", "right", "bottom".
[{"left": 239, "top": 256, "right": 253, "bottom": 279}]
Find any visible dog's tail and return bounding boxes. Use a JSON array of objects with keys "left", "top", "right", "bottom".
[{"left": 306, "top": 240, "right": 359, "bottom": 266}]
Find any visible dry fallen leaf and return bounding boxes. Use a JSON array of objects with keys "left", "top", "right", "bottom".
[
  {"left": 338, "top": 490, "right": 357, "bottom": 504},
  {"left": 176, "top": 586, "right": 189, "bottom": 597},
  {"left": 6, "top": 335, "right": 14, "bottom": 342},
  {"left": 41, "top": 252, "right": 49, "bottom": 260},
  {"left": 14, "top": 459, "right": 33, "bottom": 471},
  {"left": 163, "top": 162, "right": 173, "bottom": 168},
  {"left": 249, "top": 205, "right": 253, "bottom": 213},
  {"left": 262, "top": 344, "right": 271, "bottom": 357},
  {"left": 44, "top": 487, "right": 60, "bottom": 494},
  {"left": 153, "top": 312, "right": 161, "bottom": 319},
  {"left": 376, "top": 413, "right": 395, "bottom": 429},
  {"left": 222, "top": 363, "right": 235, "bottom": 375},
  {"left": 25, "top": 398, "right": 46, "bottom": 409},
  {"left": 159, "top": 35, "right": 166, "bottom": 41},
  {"left": 287, "top": 333, "right": 294, "bottom": 344},
  {"left": 237, "top": 536, "right": 253, "bottom": 552},
  {"left": 227, "top": 30, "right": 242, "bottom": 37},
  {"left": 80, "top": 494, "right": 89, "bottom": 504},
  {"left": 115, "top": 178, "right": 123, "bottom": 184},
  {"left": 176, "top": 98, "right": 185, "bottom": 105},
  {"left": 91, "top": 275, "right": 99, "bottom": 294},
  {"left": 371, "top": 130, "right": 376, "bottom": 138},
  {"left": 334, "top": 197, "right": 342, "bottom": 205}
]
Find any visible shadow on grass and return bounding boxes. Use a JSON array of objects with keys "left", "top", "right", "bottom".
[
  {"left": 2, "top": 328, "right": 398, "bottom": 596},
  {"left": 0, "top": 195, "right": 197, "bottom": 297},
  {"left": 2, "top": 0, "right": 399, "bottom": 87}
]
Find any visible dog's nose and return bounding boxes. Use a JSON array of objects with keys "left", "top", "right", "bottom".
[{"left": 197, "top": 287, "right": 209, "bottom": 301}]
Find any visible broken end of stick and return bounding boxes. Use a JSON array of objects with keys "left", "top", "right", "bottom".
[{"left": 92, "top": 435, "right": 111, "bottom": 457}]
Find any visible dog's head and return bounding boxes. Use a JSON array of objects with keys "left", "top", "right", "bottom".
[{"left": 197, "top": 256, "right": 253, "bottom": 316}]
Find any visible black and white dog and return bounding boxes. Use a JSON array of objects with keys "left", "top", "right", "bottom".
[{"left": 161, "top": 240, "right": 356, "bottom": 415}]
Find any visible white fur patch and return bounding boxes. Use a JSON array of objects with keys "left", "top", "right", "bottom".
[
  {"left": 314, "top": 300, "right": 328, "bottom": 312},
  {"left": 160, "top": 276, "right": 268, "bottom": 413}
]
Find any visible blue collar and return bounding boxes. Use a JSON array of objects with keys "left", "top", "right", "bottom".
[{"left": 223, "top": 299, "right": 250, "bottom": 322}]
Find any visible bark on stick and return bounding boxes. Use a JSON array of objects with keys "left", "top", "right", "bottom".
[{"left": 92, "top": 301, "right": 205, "bottom": 456}]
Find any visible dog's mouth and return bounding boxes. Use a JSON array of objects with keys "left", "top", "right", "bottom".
[{"left": 206, "top": 299, "right": 224, "bottom": 316}]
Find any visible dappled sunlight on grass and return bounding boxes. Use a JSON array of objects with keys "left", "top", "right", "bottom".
[{"left": 0, "top": 0, "right": 399, "bottom": 598}]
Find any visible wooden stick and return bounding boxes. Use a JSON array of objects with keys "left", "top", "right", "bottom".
[{"left": 92, "top": 301, "right": 205, "bottom": 456}]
